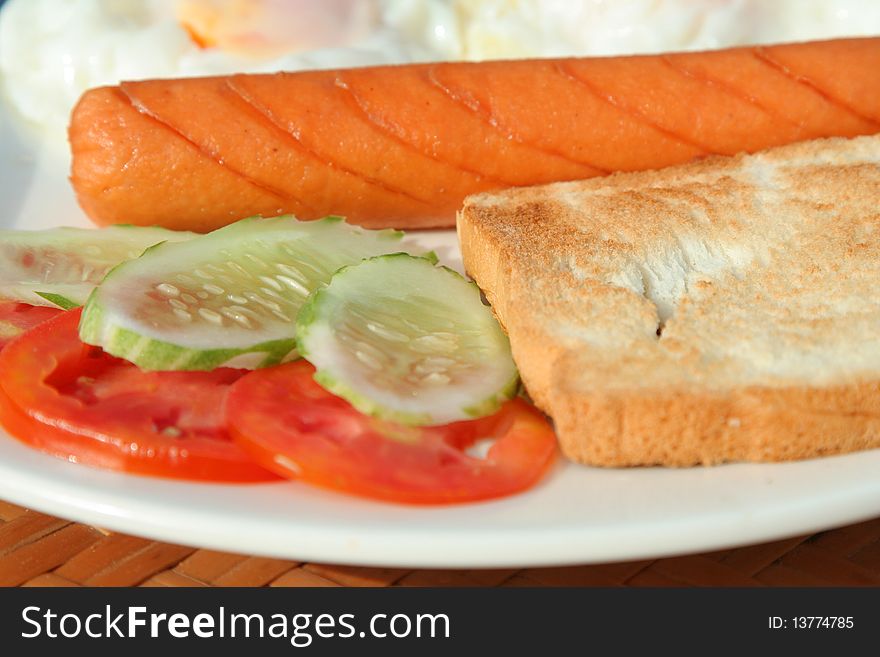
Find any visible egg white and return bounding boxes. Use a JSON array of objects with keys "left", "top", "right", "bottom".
[{"left": 2, "top": 0, "right": 880, "bottom": 139}]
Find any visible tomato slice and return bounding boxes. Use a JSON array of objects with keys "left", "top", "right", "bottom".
[
  {"left": 227, "top": 360, "right": 558, "bottom": 504},
  {"left": 0, "top": 308, "right": 276, "bottom": 482},
  {"left": 0, "top": 302, "right": 64, "bottom": 351}
]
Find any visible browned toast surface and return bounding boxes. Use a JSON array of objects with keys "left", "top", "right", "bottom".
[{"left": 458, "top": 135, "right": 880, "bottom": 466}]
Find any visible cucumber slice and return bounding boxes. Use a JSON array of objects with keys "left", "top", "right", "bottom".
[
  {"left": 79, "top": 216, "right": 404, "bottom": 371},
  {"left": 297, "top": 253, "right": 519, "bottom": 425},
  {"left": 0, "top": 226, "right": 194, "bottom": 308}
]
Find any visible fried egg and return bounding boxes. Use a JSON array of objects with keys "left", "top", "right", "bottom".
[
  {"left": 2, "top": 0, "right": 880, "bottom": 137},
  {"left": 0, "top": 0, "right": 425, "bottom": 135}
]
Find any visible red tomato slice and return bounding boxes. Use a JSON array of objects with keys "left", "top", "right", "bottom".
[
  {"left": 0, "top": 308, "right": 276, "bottom": 482},
  {"left": 0, "top": 302, "right": 64, "bottom": 351},
  {"left": 227, "top": 360, "right": 558, "bottom": 504}
]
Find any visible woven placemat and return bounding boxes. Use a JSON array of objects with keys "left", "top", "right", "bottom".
[{"left": 2, "top": 500, "right": 879, "bottom": 587}]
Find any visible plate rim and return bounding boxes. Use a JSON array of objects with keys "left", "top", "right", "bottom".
[
  {"left": 1, "top": 438, "right": 880, "bottom": 567},
  {"left": 2, "top": 102, "right": 880, "bottom": 569}
]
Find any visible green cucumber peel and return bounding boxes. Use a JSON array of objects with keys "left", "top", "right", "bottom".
[
  {"left": 79, "top": 215, "right": 407, "bottom": 371},
  {"left": 296, "top": 253, "right": 520, "bottom": 426},
  {"left": 33, "top": 292, "right": 79, "bottom": 310},
  {"left": 0, "top": 225, "right": 195, "bottom": 308}
]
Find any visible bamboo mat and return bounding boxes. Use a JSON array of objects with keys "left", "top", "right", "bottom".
[{"left": 2, "top": 500, "right": 879, "bottom": 587}]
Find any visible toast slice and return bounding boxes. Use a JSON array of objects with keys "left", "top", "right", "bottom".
[{"left": 458, "top": 134, "right": 880, "bottom": 467}]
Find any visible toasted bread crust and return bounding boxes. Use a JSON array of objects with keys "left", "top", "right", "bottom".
[{"left": 458, "top": 134, "right": 880, "bottom": 466}]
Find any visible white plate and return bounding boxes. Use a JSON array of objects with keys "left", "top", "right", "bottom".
[{"left": 2, "top": 104, "right": 880, "bottom": 569}]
